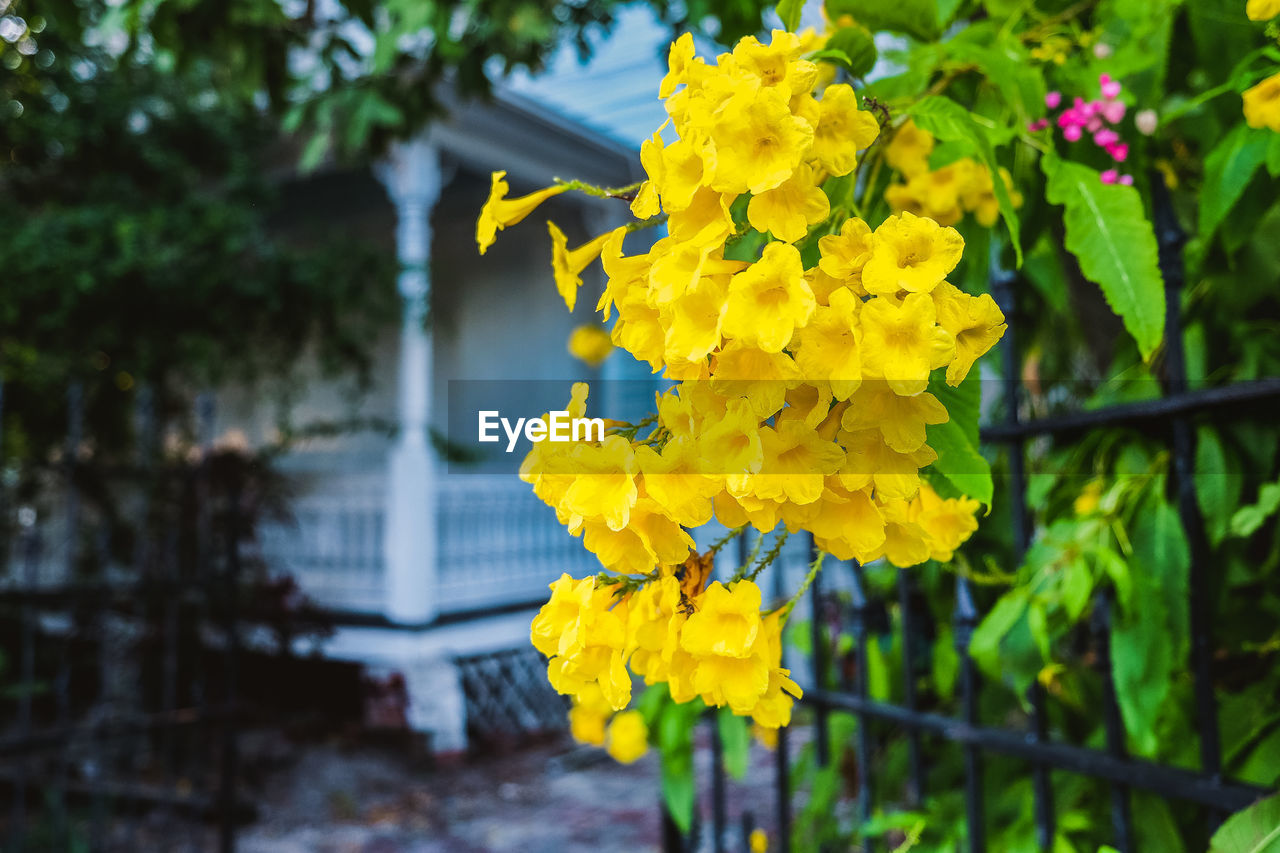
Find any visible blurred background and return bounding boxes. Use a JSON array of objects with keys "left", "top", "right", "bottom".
[{"left": 0, "top": 0, "right": 800, "bottom": 849}]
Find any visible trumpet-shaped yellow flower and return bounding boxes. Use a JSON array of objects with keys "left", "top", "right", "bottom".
[
  {"left": 747, "top": 163, "right": 831, "bottom": 243},
  {"left": 558, "top": 436, "right": 639, "bottom": 531},
  {"left": 668, "top": 187, "right": 736, "bottom": 248},
  {"left": 729, "top": 30, "right": 814, "bottom": 97},
  {"left": 806, "top": 482, "right": 887, "bottom": 563},
  {"left": 723, "top": 243, "right": 816, "bottom": 352},
  {"left": 606, "top": 710, "right": 650, "bottom": 764},
  {"left": 837, "top": 428, "right": 937, "bottom": 501},
  {"left": 476, "top": 171, "right": 568, "bottom": 255},
  {"left": 711, "top": 341, "right": 802, "bottom": 419},
  {"left": 549, "top": 223, "right": 623, "bottom": 312},
  {"left": 1244, "top": 72, "right": 1280, "bottom": 132},
  {"left": 811, "top": 84, "right": 881, "bottom": 176},
  {"left": 682, "top": 580, "right": 762, "bottom": 657},
  {"left": 884, "top": 119, "right": 934, "bottom": 178},
  {"left": 817, "top": 216, "right": 874, "bottom": 281},
  {"left": 636, "top": 439, "right": 719, "bottom": 528},
  {"left": 910, "top": 484, "right": 980, "bottom": 561},
  {"left": 859, "top": 293, "right": 956, "bottom": 396},
  {"left": 840, "top": 381, "right": 949, "bottom": 453},
  {"left": 862, "top": 211, "right": 965, "bottom": 296},
  {"left": 746, "top": 420, "right": 846, "bottom": 505},
  {"left": 661, "top": 274, "right": 730, "bottom": 363},
  {"left": 709, "top": 87, "right": 815, "bottom": 195},
  {"left": 867, "top": 498, "right": 934, "bottom": 568},
  {"left": 932, "top": 281, "right": 1007, "bottom": 385},
  {"left": 794, "top": 288, "right": 863, "bottom": 399}
]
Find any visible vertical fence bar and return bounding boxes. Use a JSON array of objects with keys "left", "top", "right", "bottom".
[
  {"left": 773, "top": 539, "right": 792, "bottom": 853},
  {"left": 895, "top": 569, "right": 924, "bottom": 807},
  {"left": 954, "top": 577, "right": 985, "bottom": 853},
  {"left": 218, "top": 472, "right": 242, "bottom": 853},
  {"left": 1151, "top": 173, "right": 1224, "bottom": 831},
  {"left": 991, "top": 270, "right": 1056, "bottom": 850},
  {"left": 809, "top": 534, "right": 830, "bottom": 769},
  {"left": 711, "top": 711, "right": 727, "bottom": 853},
  {"left": 10, "top": 510, "right": 39, "bottom": 853},
  {"left": 1091, "top": 591, "right": 1134, "bottom": 852},
  {"left": 849, "top": 563, "right": 875, "bottom": 853}
]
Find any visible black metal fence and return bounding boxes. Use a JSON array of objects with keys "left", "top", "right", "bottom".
[
  {"left": 668, "top": 178, "right": 1280, "bottom": 852},
  {"left": 0, "top": 387, "right": 246, "bottom": 852}
]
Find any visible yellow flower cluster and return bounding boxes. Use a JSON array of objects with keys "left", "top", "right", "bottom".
[
  {"left": 883, "top": 120, "right": 1022, "bottom": 227},
  {"left": 533, "top": 552, "right": 803, "bottom": 730},
  {"left": 478, "top": 28, "right": 1006, "bottom": 729}
]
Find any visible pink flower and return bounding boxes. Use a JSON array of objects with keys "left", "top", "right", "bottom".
[
  {"left": 1100, "top": 74, "right": 1122, "bottom": 99},
  {"left": 1118, "top": 174, "right": 1134, "bottom": 186},
  {"left": 1100, "top": 169, "right": 1119, "bottom": 184},
  {"left": 1086, "top": 116, "right": 1104, "bottom": 133},
  {"left": 1101, "top": 100, "right": 1126, "bottom": 124},
  {"left": 1094, "top": 128, "right": 1120, "bottom": 147},
  {"left": 1045, "top": 91, "right": 1062, "bottom": 109},
  {"left": 1028, "top": 119, "right": 1049, "bottom": 132},
  {"left": 1107, "top": 142, "right": 1130, "bottom": 162},
  {"left": 1064, "top": 124, "right": 1083, "bottom": 142}
]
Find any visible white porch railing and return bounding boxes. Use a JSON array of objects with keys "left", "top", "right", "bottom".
[{"left": 258, "top": 458, "right": 598, "bottom": 618}]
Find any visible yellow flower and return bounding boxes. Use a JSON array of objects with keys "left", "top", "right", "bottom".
[
  {"left": 681, "top": 580, "right": 763, "bottom": 658},
  {"left": 910, "top": 484, "right": 980, "bottom": 561},
  {"left": 711, "top": 342, "right": 802, "bottom": 419},
  {"left": 606, "top": 710, "right": 650, "bottom": 764},
  {"left": 837, "top": 428, "right": 936, "bottom": 501},
  {"left": 1243, "top": 72, "right": 1280, "bottom": 132},
  {"left": 476, "top": 171, "right": 567, "bottom": 255},
  {"left": 1247, "top": 0, "right": 1280, "bottom": 20},
  {"left": 533, "top": 575, "right": 632, "bottom": 708},
  {"left": 806, "top": 482, "right": 887, "bottom": 562},
  {"left": 884, "top": 119, "right": 934, "bottom": 178},
  {"left": 794, "top": 288, "right": 863, "bottom": 400},
  {"left": 744, "top": 419, "right": 846, "bottom": 506},
  {"left": 695, "top": 396, "right": 766, "bottom": 475},
  {"left": 636, "top": 439, "right": 719, "bottom": 528},
  {"left": 840, "top": 381, "right": 949, "bottom": 453},
  {"left": 749, "top": 828, "right": 769, "bottom": 853},
  {"left": 568, "top": 324, "right": 614, "bottom": 368},
  {"left": 611, "top": 288, "right": 667, "bottom": 371},
  {"left": 709, "top": 87, "right": 815, "bottom": 195},
  {"left": 549, "top": 223, "right": 624, "bottom": 312},
  {"left": 811, "top": 84, "right": 880, "bottom": 176},
  {"left": 862, "top": 211, "right": 965, "bottom": 297},
  {"left": 1074, "top": 480, "right": 1105, "bottom": 516},
  {"left": 870, "top": 498, "right": 934, "bottom": 567},
  {"left": 747, "top": 163, "right": 831, "bottom": 243},
  {"left": 559, "top": 436, "right": 639, "bottom": 532},
  {"left": 668, "top": 187, "right": 736, "bottom": 248},
  {"left": 568, "top": 682, "right": 614, "bottom": 745},
  {"left": 577, "top": 500, "right": 695, "bottom": 574},
  {"left": 729, "top": 30, "right": 815, "bottom": 97},
  {"left": 817, "top": 216, "right": 874, "bottom": 281},
  {"left": 659, "top": 31, "right": 707, "bottom": 98},
  {"left": 859, "top": 293, "right": 956, "bottom": 396},
  {"left": 661, "top": 273, "right": 729, "bottom": 363},
  {"left": 723, "top": 242, "right": 816, "bottom": 352},
  {"left": 932, "top": 281, "right": 1007, "bottom": 386}
]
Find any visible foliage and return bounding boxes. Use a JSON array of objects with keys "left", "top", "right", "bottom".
[{"left": 0, "top": 8, "right": 397, "bottom": 470}]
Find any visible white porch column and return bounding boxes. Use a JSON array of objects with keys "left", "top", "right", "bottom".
[{"left": 376, "top": 136, "right": 442, "bottom": 625}]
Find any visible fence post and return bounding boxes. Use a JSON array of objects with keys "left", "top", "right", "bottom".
[
  {"left": 849, "top": 563, "right": 875, "bottom": 853},
  {"left": 1091, "top": 591, "right": 1134, "bottom": 852},
  {"left": 1151, "top": 170, "right": 1224, "bottom": 830},
  {"left": 953, "top": 577, "right": 985, "bottom": 853},
  {"left": 991, "top": 268, "right": 1056, "bottom": 850}
]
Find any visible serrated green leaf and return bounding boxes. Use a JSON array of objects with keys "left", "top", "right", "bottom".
[
  {"left": 1042, "top": 154, "right": 1165, "bottom": 360},
  {"left": 1210, "top": 791, "right": 1280, "bottom": 853},
  {"left": 909, "top": 95, "right": 1022, "bottom": 264},
  {"left": 1200, "top": 123, "right": 1272, "bottom": 242},
  {"left": 776, "top": 0, "right": 804, "bottom": 31}
]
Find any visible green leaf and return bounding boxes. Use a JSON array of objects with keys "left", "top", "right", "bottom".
[
  {"left": 1042, "top": 154, "right": 1166, "bottom": 360},
  {"left": 1230, "top": 479, "right": 1280, "bottom": 538},
  {"left": 299, "top": 131, "right": 331, "bottom": 173},
  {"left": 658, "top": 700, "right": 700, "bottom": 833},
  {"left": 1210, "top": 791, "right": 1280, "bottom": 853},
  {"left": 1195, "top": 426, "right": 1242, "bottom": 545},
  {"left": 826, "top": 0, "right": 955, "bottom": 41},
  {"left": 776, "top": 0, "right": 804, "bottom": 31},
  {"left": 969, "top": 589, "right": 1028, "bottom": 683},
  {"left": 1200, "top": 123, "right": 1272, "bottom": 242},
  {"left": 924, "top": 370, "right": 992, "bottom": 505},
  {"left": 822, "top": 26, "right": 878, "bottom": 78},
  {"left": 717, "top": 708, "right": 751, "bottom": 780},
  {"left": 909, "top": 95, "right": 1022, "bottom": 264},
  {"left": 1268, "top": 135, "right": 1280, "bottom": 178}
]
